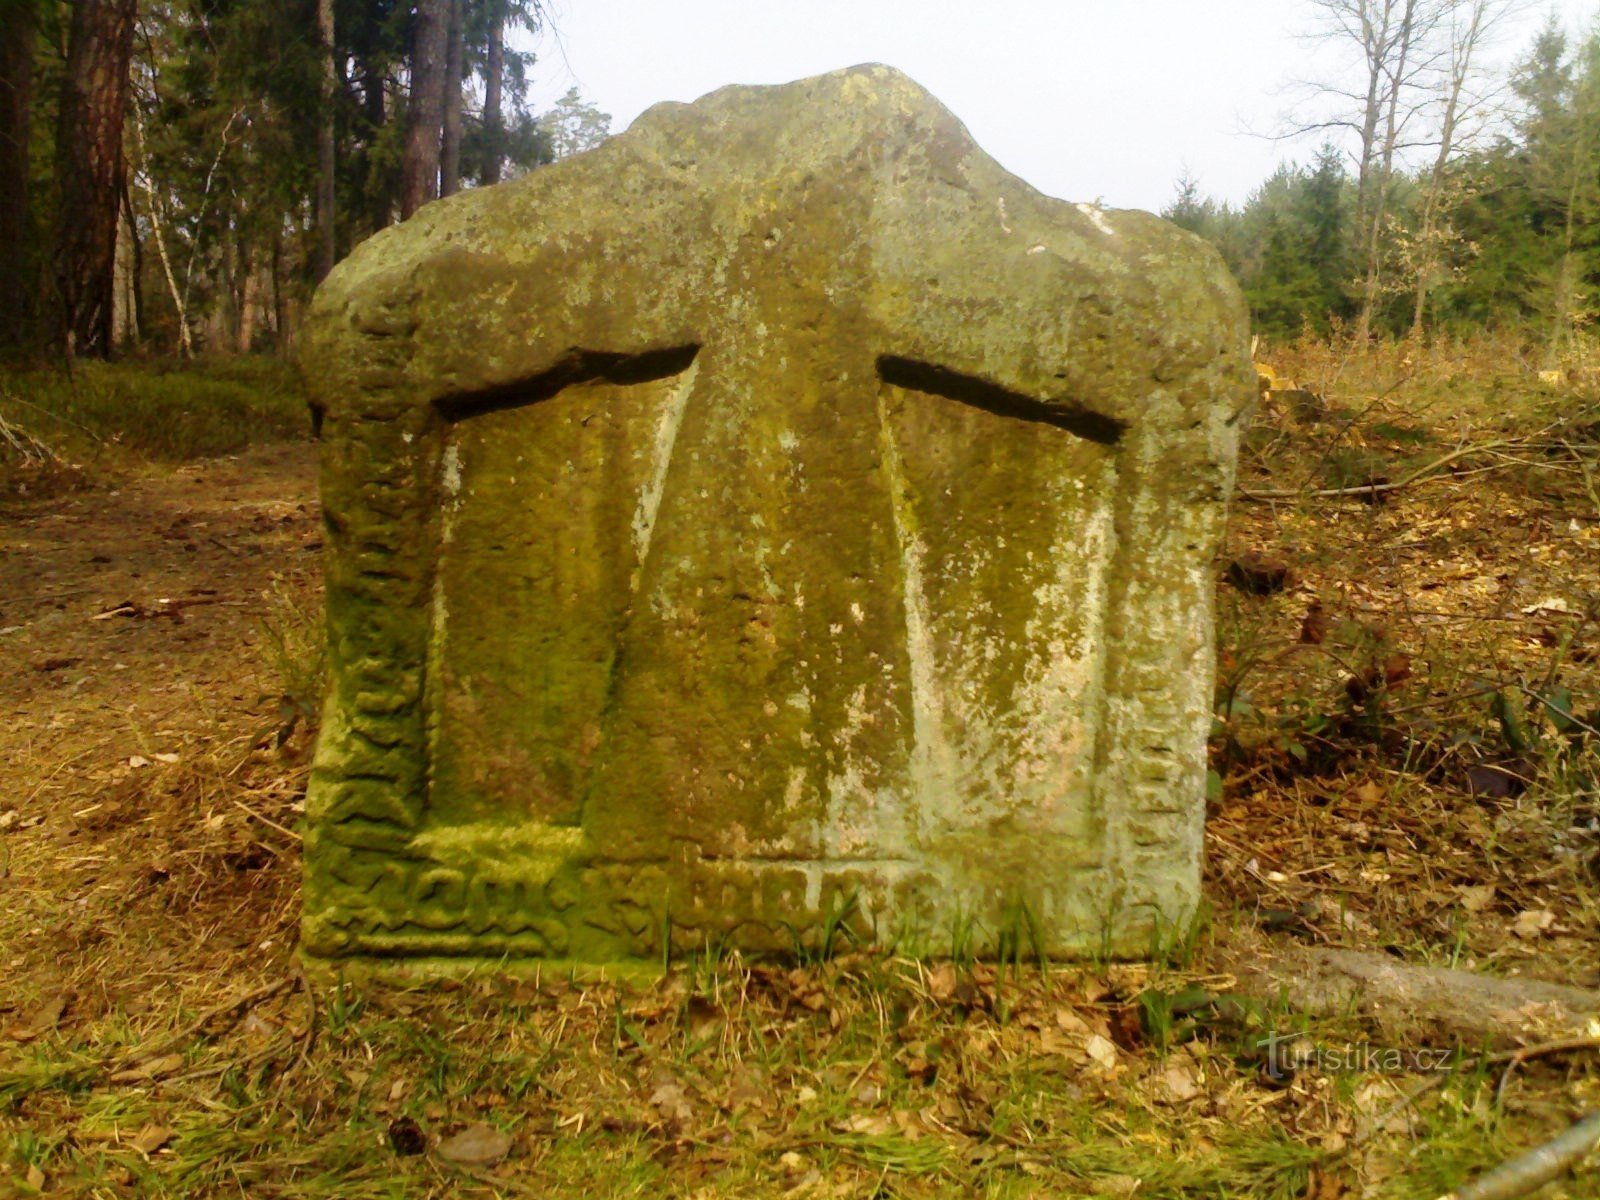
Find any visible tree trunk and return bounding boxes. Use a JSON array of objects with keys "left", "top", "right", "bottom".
[
  {"left": 122, "top": 176, "right": 143, "bottom": 342},
  {"left": 400, "top": 0, "right": 449, "bottom": 218},
  {"left": 0, "top": 3, "right": 35, "bottom": 350},
  {"left": 314, "top": 0, "right": 336, "bottom": 282},
  {"left": 1353, "top": 0, "right": 1422, "bottom": 342},
  {"left": 53, "top": 0, "right": 138, "bottom": 360},
  {"left": 236, "top": 242, "right": 257, "bottom": 355},
  {"left": 271, "top": 231, "right": 289, "bottom": 351},
  {"left": 482, "top": 4, "right": 504, "bottom": 186},
  {"left": 1411, "top": 0, "right": 1491, "bottom": 337},
  {"left": 440, "top": 0, "right": 462, "bottom": 197},
  {"left": 112, "top": 188, "right": 132, "bottom": 349},
  {"left": 360, "top": 57, "right": 390, "bottom": 231},
  {"left": 1343, "top": 0, "right": 1394, "bottom": 267},
  {"left": 130, "top": 101, "right": 191, "bottom": 356}
]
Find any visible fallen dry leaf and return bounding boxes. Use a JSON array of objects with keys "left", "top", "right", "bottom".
[
  {"left": 926, "top": 962, "right": 958, "bottom": 1002},
  {"left": 648, "top": 1071, "right": 694, "bottom": 1125},
  {"left": 1157, "top": 1060, "right": 1202, "bottom": 1104},
  {"left": 1511, "top": 908, "right": 1556, "bottom": 939},
  {"left": 129, "top": 1123, "right": 174, "bottom": 1155},
  {"left": 1352, "top": 781, "right": 1384, "bottom": 806},
  {"left": 1085, "top": 1033, "right": 1119, "bottom": 1072},
  {"left": 1054, "top": 1007, "right": 1091, "bottom": 1035},
  {"left": 435, "top": 1122, "right": 512, "bottom": 1167},
  {"left": 6, "top": 988, "right": 74, "bottom": 1043},
  {"left": 110, "top": 1052, "right": 185, "bottom": 1083},
  {"left": 840, "top": 1112, "right": 895, "bottom": 1136}
]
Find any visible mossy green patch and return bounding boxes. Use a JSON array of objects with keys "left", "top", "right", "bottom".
[{"left": 300, "top": 65, "right": 1252, "bottom": 965}]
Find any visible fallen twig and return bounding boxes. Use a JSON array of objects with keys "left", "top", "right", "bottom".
[
  {"left": 1336, "top": 1035, "right": 1600, "bottom": 1161},
  {"left": 278, "top": 963, "right": 318, "bottom": 1091},
  {"left": 1439, "top": 1109, "right": 1600, "bottom": 1200},
  {"left": 107, "top": 976, "right": 294, "bottom": 1074},
  {"left": 0, "top": 385, "right": 104, "bottom": 444},
  {"left": 232, "top": 797, "right": 303, "bottom": 843},
  {"left": 1238, "top": 440, "right": 1520, "bottom": 501}
]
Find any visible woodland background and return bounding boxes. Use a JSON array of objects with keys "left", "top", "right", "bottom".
[
  {"left": 0, "top": 0, "right": 1597, "bottom": 366},
  {"left": 2, "top": 3, "right": 1600, "bottom": 1198},
  {"left": 0, "top": 0, "right": 609, "bottom": 360},
  {"left": 0, "top": 0, "right": 1598, "bottom": 364}
]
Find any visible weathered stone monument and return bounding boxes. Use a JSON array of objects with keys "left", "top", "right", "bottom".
[{"left": 300, "top": 65, "right": 1252, "bottom": 965}]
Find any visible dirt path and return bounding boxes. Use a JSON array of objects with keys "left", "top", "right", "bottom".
[
  {"left": 0, "top": 442, "right": 319, "bottom": 735},
  {"left": 1, "top": 420, "right": 1597, "bottom": 1198},
  {"left": 0, "top": 443, "right": 319, "bottom": 1017}
]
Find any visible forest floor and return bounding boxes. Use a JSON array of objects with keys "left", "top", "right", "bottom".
[{"left": 0, "top": 347, "right": 1598, "bottom": 1198}]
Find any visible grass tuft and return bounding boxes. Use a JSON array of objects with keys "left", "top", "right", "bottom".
[{"left": 0, "top": 356, "right": 312, "bottom": 495}]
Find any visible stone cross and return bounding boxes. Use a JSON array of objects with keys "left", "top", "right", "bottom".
[{"left": 300, "top": 65, "right": 1252, "bottom": 964}]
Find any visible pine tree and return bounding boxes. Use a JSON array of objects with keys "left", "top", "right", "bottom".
[
  {"left": 0, "top": 0, "right": 36, "bottom": 349},
  {"left": 54, "top": 0, "right": 140, "bottom": 358}
]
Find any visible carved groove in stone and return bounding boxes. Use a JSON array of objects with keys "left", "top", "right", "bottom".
[
  {"left": 876, "top": 355, "right": 1125, "bottom": 445},
  {"left": 435, "top": 344, "right": 702, "bottom": 422}
]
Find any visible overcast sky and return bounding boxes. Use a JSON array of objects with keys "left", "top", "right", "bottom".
[{"left": 525, "top": 0, "right": 1599, "bottom": 214}]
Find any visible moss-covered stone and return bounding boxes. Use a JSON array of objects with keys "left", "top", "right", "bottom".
[{"left": 300, "top": 64, "right": 1252, "bottom": 965}]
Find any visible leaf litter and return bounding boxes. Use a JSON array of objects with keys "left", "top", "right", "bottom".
[{"left": 1, "top": 360, "right": 1598, "bottom": 1197}]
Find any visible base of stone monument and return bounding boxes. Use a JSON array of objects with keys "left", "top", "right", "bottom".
[{"left": 297, "top": 952, "right": 670, "bottom": 988}]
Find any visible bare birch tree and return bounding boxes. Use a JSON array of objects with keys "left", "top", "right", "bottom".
[
  {"left": 1408, "top": 0, "right": 1517, "bottom": 333},
  {"left": 1288, "top": 0, "right": 1487, "bottom": 338}
]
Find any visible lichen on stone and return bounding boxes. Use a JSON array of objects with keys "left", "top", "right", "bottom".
[{"left": 300, "top": 64, "right": 1252, "bottom": 965}]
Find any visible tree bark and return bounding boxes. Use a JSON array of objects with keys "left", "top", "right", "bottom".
[
  {"left": 440, "top": 0, "right": 462, "bottom": 197},
  {"left": 314, "top": 0, "right": 337, "bottom": 283},
  {"left": 111, "top": 186, "right": 133, "bottom": 349},
  {"left": 400, "top": 0, "right": 449, "bottom": 219},
  {"left": 359, "top": 56, "right": 390, "bottom": 232},
  {"left": 236, "top": 240, "right": 257, "bottom": 354},
  {"left": 1411, "top": 0, "right": 1493, "bottom": 336},
  {"left": 482, "top": 4, "right": 504, "bottom": 186},
  {"left": 122, "top": 175, "right": 143, "bottom": 342},
  {"left": 1215, "top": 931, "right": 1600, "bottom": 1048},
  {"left": 53, "top": 0, "right": 138, "bottom": 359},
  {"left": 1354, "top": 0, "right": 1422, "bottom": 342},
  {"left": 0, "top": 2, "right": 35, "bottom": 350},
  {"left": 270, "top": 231, "right": 290, "bottom": 351}
]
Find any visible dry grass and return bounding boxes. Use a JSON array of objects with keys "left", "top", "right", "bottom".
[
  {"left": 0, "top": 356, "right": 311, "bottom": 499},
  {"left": 1220, "top": 333, "right": 1600, "bottom": 977},
  {"left": 2, "top": 342, "right": 1599, "bottom": 1198}
]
